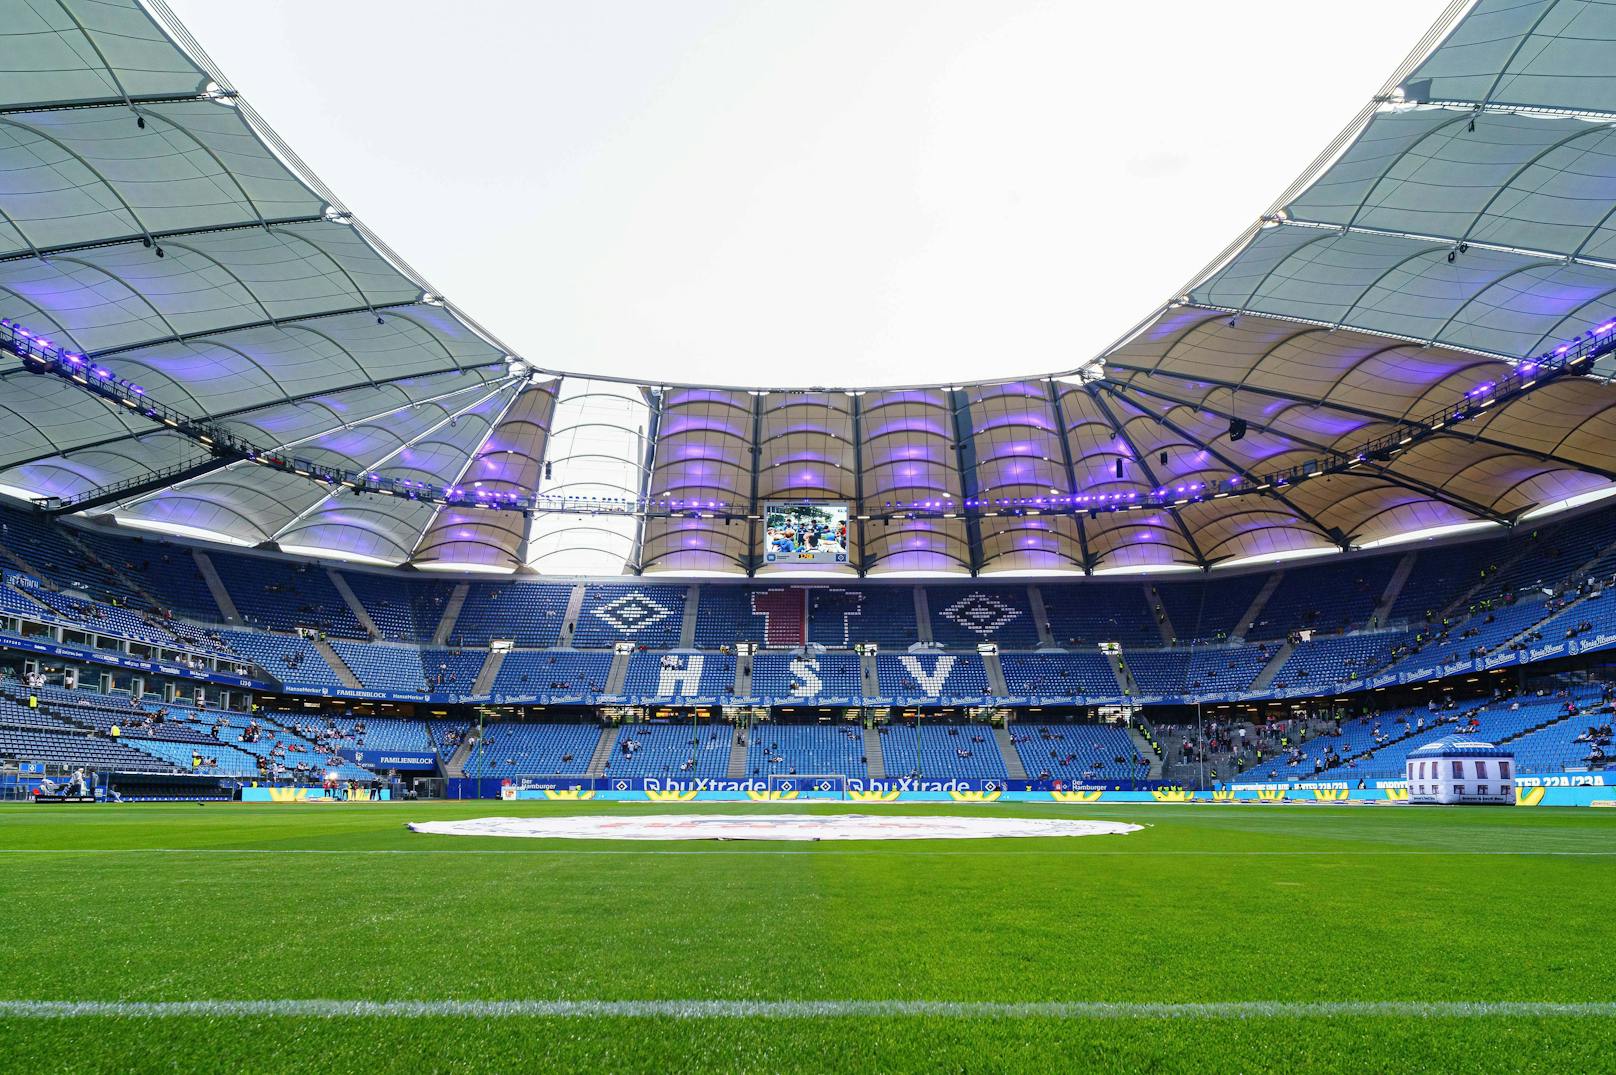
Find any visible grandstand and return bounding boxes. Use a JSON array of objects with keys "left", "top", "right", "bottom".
[{"left": 4, "top": 1, "right": 1616, "bottom": 1068}]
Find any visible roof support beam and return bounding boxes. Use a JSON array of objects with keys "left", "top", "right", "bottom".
[
  {"left": 1106, "top": 358, "right": 1616, "bottom": 482},
  {"left": 949, "top": 389, "right": 984, "bottom": 574},
  {"left": 1046, "top": 381, "right": 1093, "bottom": 573},
  {"left": 1086, "top": 384, "right": 1207, "bottom": 566},
  {"left": 1092, "top": 382, "right": 1343, "bottom": 547},
  {"left": 1110, "top": 377, "right": 1516, "bottom": 526}
]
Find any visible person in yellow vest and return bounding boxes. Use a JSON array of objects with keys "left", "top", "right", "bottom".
[{"left": 109, "top": 723, "right": 120, "bottom": 739}]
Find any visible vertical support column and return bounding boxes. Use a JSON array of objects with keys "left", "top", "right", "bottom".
[
  {"left": 949, "top": 389, "right": 983, "bottom": 575},
  {"left": 627, "top": 386, "right": 662, "bottom": 575},
  {"left": 850, "top": 393, "right": 867, "bottom": 576},
  {"left": 746, "top": 393, "right": 764, "bottom": 576},
  {"left": 1047, "top": 380, "right": 1092, "bottom": 573}
]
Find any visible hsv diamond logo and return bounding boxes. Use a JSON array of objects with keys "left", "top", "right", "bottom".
[
  {"left": 592, "top": 591, "right": 672, "bottom": 635},
  {"left": 942, "top": 592, "right": 1020, "bottom": 637}
]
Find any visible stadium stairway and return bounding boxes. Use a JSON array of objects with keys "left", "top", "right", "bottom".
[
  {"left": 726, "top": 731, "right": 748, "bottom": 778},
  {"left": 1110, "top": 650, "right": 1138, "bottom": 698},
  {"left": 431, "top": 583, "right": 470, "bottom": 646},
  {"left": 557, "top": 584, "right": 587, "bottom": 646},
  {"left": 585, "top": 725, "right": 619, "bottom": 777},
  {"left": 310, "top": 637, "right": 364, "bottom": 691},
  {"left": 993, "top": 725, "right": 1028, "bottom": 779},
  {"left": 863, "top": 724, "right": 885, "bottom": 778},
  {"left": 1232, "top": 573, "right": 1282, "bottom": 641},
  {"left": 327, "top": 571, "right": 381, "bottom": 639},
  {"left": 734, "top": 652, "right": 751, "bottom": 696},
  {"left": 604, "top": 651, "right": 631, "bottom": 695},
  {"left": 193, "top": 551, "right": 241, "bottom": 624},
  {"left": 1249, "top": 640, "right": 1295, "bottom": 692},
  {"left": 984, "top": 654, "right": 1010, "bottom": 698},
  {"left": 1027, "top": 586, "right": 1056, "bottom": 646},
  {"left": 679, "top": 585, "right": 700, "bottom": 647},
  {"left": 860, "top": 652, "right": 878, "bottom": 696},
  {"left": 472, "top": 650, "right": 505, "bottom": 695},
  {"left": 913, "top": 588, "right": 933, "bottom": 643},
  {"left": 1146, "top": 584, "right": 1176, "bottom": 645},
  {"left": 445, "top": 734, "right": 476, "bottom": 777},
  {"left": 1126, "top": 723, "right": 1163, "bottom": 779},
  {"left": 1371, "top": 553, "right": 1418, "bottom": 627}
]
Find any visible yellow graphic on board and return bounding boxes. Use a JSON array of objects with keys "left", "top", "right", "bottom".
[
  {"left": 643, "top": 789, "right": 700, "bottom": 802},
  {"left": 1049, "top": 790, "right": 1104, "bottom": 803},
  {"left": 949, "top": 789, "right": 1002, "bottom": 803},
  {"left": 1515, "top": 786, "right": 1546, "bottom": 807},
  {"left": 848, "top": 789, "right": 902, "bottom": 802},
  {"left": 542, "top": 789, "right": 595, "bottom": 801}
]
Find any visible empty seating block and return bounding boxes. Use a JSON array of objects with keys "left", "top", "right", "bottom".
[
  {"left": 875, "top": 654, "right": 989, "bottom": 698},
  {"left": 1120, "top": 650, "right": 1190, "bottom": 695},
  {"left": 491, "top": 651, "right": 613, "bottom": 695},
  {"left": 1154, "top": 574, "right": 1264, "bottom": 643},
  {"left": 450, "top": 582, "right": 571, "bottom": 646},
  {"left": 745, "top": 723, "right": 867, "bottom": 777},
  {"left": 1013, "top": 723, "right": 1148, "bottom": 782},
  {"left": 877, "top": 723, "right": 1005, "bottom": 779},
  {"left": 211, "top": 552, "right": 366, "bottom": 637},
  {"left": 751, "top": 652, "right": 862, "bottom": 699},
  {"left": 999, "top": 652, "right": 1120, "bottom": 696},
  {"left": 929, "top": 585, "right": 1040, "bottom": 648},
  {"left": 219, "top": 631, "right": 346, "bottom": 689},
  {"left": 422, "top": 649, "right": 487, "bottom": 692},
  {"left": 463, "top": 722, "right": 600, "bottom": 777},
  {"left": 623, "top": 652, "right": 736, "bottom": 698},
  {"left": 571, "top": 584, "right": 687, "bottom": 648},
  {"left": 603, "top": 722, "right": 731, "bottom": 778},
  {"left": 1251, "top": 558, "right": 1395, "bottom": 639},
  {"left": 329, "top": 640, "right": 427, "bottom": 693},
  {"left": 1039, "top": 584, "right": 1160, "bottom": 646}
]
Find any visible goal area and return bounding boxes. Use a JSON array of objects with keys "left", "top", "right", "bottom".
[{"left": 767, "top": 774, "right": 847, "bottom": 799}]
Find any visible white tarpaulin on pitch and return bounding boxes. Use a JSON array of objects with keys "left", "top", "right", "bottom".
[{"left": 407, "top": 814, "right": 1143, "bottom": 841}]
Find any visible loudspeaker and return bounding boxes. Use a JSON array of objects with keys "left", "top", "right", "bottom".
[
  {"left": 1228, "top": 418, "right": 1248, "bottom": 442},
  {"left": 1115, "top": 459, "right": 1124, "bottom": 479}
]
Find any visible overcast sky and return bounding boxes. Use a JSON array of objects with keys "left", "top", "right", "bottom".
[{"left": 165, "top": 0, "right": 1452, "bottom": 389}]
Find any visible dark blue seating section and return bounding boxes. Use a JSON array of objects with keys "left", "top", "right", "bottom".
[
  {"left": 491, "top": 651, "right": 613, "bottom": 696},
  {"left": 751, "top": 652, "right": 862, "bottom": 699},
  {"left": 1013, "top": 723, "right": 1148, "bottom": 782},
  {"left": 746, "top": 722, "right": 867, "bottom": 777},
  {"left": 572, "top": 584, "right": 687, "bottom": 647},
  {"left": 1154, "top": 573, "right": 1263, "bottom": 642},
  {"left": 692, "top": 586, "right": 768, "bottom": 647},
  {"left": 603, "top": 722, "right": 731, "bottom": 777},
  {"left": 451, "top": 581, "right": 571, "bottom": 646},
  {"left": 1270, "top": 631, "right": 1409, "bottom": 689},
  {"left": 463, "top": 722, "right": 599, "bottom": 777},
  {"left": 875, "top": 653, "right": 989, "bottom": 698},
  {"left": 329, "top": 640, "right": 427, "bottom": 693},
  {"left": 1250, "top": 558, "right": 1396, "bottom": 640},
  {"left": 422, "top": 649, "right": 486, "bottom": 692},
  {"left": 929, "top": 585, "right": 1040, "bottom": 648},
  {"left": 1040, "top": 583, "right": 1160, "bottom": 646},
  {"left": 622, "top": 652, "right": 736, "bottom": 698},
  {"left": 999, "top": 652, "right": 1118, "bottom": 696},
  {"left": 341, "top": 571, "right": 456, "bottom": 642},
  {"left": 210, "top": 551, "right": 367, "bottom": 638}
]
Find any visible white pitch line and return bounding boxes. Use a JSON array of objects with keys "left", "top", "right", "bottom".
[
  {"left": 1, "top": 999, "right": 1613, "bottom": 1020},
  {"left": 0, "top": 847, "right": 1611, "bottom": 857}
]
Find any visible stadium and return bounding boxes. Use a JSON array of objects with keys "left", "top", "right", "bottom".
[{"left": 0, "top": 0, "right": 1613, "bottom": 1070}]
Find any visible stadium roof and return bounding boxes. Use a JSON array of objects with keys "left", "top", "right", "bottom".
[{"left": 3, "top": 0, "right": 1616, "bottom": 576}]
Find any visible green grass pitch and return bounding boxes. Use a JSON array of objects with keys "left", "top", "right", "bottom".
[{"left": 0, "top": 799, "right": 1611, "bottom": 1073}]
